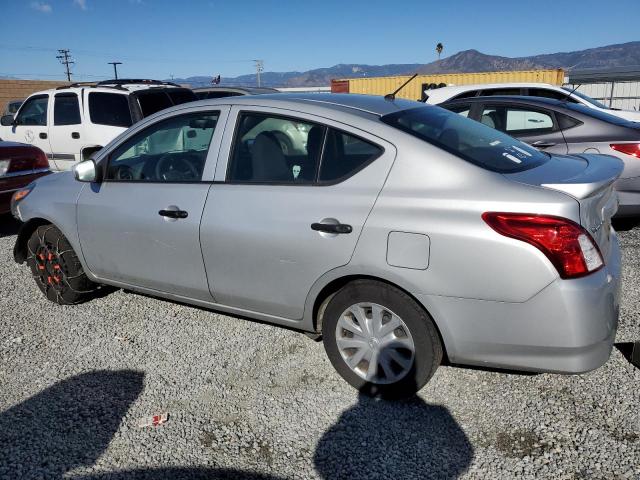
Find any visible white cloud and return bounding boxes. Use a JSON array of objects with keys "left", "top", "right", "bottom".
[
  {"left": 73, "top": 0, "right": 87, "bottom": 10},
  {"left": 31, "top": 2, "right": 52, "bottom": 13}
]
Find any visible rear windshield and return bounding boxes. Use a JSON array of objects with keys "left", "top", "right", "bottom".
[
  {"left": 561, "top": 102, "right": 638, "bottom": 127},
  {"left": 88, "top": 92, "right": 132, "bottom": 127},
  {"left": 381, "top": 106, "right": 550, "bottom": 173},
  {"left": 137, "top": 89, "right": 197, "bottom": 118}
]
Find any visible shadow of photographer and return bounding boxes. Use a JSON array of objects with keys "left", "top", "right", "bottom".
[{"left": 0, "top": 370, "right": 473, "bottom": 479}]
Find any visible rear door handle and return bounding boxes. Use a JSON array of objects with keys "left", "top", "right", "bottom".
[
  {"left": 311, "top": 222, "right": 352, "bottom": 234},
  {"left": 159, "top": 209, "right": 188, "bottom": 219},
  {"left": 530, "top": 140, "right": 556, "bottom": 148},
  {"left": 71, "top": 132, "right": 80, "bottom": 139},
  {"left": 39, "top": 132, "right": 47, "bottom": 139}
]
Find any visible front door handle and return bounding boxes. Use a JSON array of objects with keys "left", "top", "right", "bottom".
[
  {"left": 159, "top": 209, "right": 188, "bottom": 219},
  {"left": 530, "top": 140, "right": 556, "bottom": 148},
  {"left": 39, "top": 132, "right": 47, "bottom": 139},
  {"left": 311, "top": 222, "right": 352, "bottom": 234}
]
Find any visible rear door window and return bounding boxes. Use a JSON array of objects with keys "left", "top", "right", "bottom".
[
  {"left": 89, "top": 92, "right": 132, "bottom": 127},
  {"left": 381, "top": 106, "right": 549, "bottom": 173},
  {"left": 137, "top": 91, "right": 172, "bottom": 117},
  {"left": 15, "top": 95, "right": 48, "bottom": 126},
  {"left": 478, "top": 88, "right": 522, "bottom": 97},
  {"left": 54, "top": 93, "right": 81, "bottom": 125},
  {"left": 527, "top": 88, "right": 577, "bottom": 102},
  {"left": 227, "top": 113, "right": 323, "bottom": 183},
  {"left": 443, "top": 104, "right": 471, "bottom": 117},
  {"left": 480, "top": 106, "right": 556, "bottom": 134}
]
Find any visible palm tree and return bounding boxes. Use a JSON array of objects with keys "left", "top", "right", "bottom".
[{"left": 436, "top": 43, "right": 444, "bottom": 60}]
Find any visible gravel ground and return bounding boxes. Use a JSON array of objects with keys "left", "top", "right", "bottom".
[{"left": 0, "top": 215, "right": 638, "bottom": 480}]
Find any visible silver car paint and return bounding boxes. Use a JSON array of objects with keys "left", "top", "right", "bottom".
[{"left": 15, "top": 93, "right": 623, "bottom": 375}]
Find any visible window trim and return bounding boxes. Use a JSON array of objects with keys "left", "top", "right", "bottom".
[
  {"left": 103, "top": 110, "right": 222, "bottom": 184},
  {"left": 15, "top": 94, "right": 49, "bottom": 127},
  {"left": 225, "top": 110, "right": 385, "bottom": 186}
]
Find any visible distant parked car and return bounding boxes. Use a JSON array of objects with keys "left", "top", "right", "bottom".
[
  {"left": 0, "top": 79, "right": 197, "bottom": 171},
  {"left": 11, "top": 94, "right": 623, "bottom": 398},
  {"left": 193, "top": 86, "right": 279, "bottom": 99},
  {"left": 424, "top": 83, "right": 640, "bottom": 122},
  {"left": 0, "top": 142, "right": 49, "bottom": 215},
  {"left": 3, "top": 99, "right": 23, "bottom": 116},
  {"left": 440, "top": 95, "right": 640, "bottom": 217}
]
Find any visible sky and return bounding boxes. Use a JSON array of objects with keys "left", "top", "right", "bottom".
[{"left": 1, "top": 0, "right": 639, "bottom": 82}]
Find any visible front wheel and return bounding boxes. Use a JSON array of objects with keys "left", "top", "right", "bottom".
[
  {"left": 26, "top": 224, "right": 100, "bottom": 305},
  {"left": 322, "top": 280, "right": 443, "bottom": 399}
]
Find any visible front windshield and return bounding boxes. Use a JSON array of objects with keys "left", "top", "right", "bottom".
[
  {"left": 561, "top": 87, "right": 609, "bottom": 109},
  {"left": 381, "top": 106, "right": 549, "bottom": 173}
]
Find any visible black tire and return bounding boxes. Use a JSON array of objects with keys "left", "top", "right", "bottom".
[
  {"left": 26, "top": 224, "right": 100, "bottom": 305},
  {"left": 322, "top": 280, "right": 442, "bottom": 399}
]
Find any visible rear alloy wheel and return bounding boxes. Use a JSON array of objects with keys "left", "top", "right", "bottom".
[
  {"left": 27, "top": 224, "right": 100, "bottom": 305},
  {"left": 323, "top": 280, "right": 442, "bottom": 399}
]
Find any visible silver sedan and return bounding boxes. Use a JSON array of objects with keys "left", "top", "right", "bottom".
[{"left": 11, "top": 94, "right": 623, "bottom": 398}]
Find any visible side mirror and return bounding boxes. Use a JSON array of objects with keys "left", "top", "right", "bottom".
[
  {"left": 1, "top": 115, "right": 15, "bottom": 127},
  {"left": 73, "top": 159, "right": 100, "bottom": 183}
]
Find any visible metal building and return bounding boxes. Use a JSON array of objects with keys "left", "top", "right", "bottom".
[{"left": 565, "top": 68, "right": 640, "bottom": 111}]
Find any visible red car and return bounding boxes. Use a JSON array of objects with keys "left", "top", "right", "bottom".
[{"left": 0, "top": 142, "right": 50, "bottom": 215}]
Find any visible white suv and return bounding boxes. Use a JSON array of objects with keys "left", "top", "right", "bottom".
[
  {"left": 0, "top": 79, "right": 196, "bottom": 171},
  {"left": 423, "top": 83, "right": 640, "bottom": 122}
]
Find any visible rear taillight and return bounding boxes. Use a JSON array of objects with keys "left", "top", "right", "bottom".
[
  {"left": 482, "top": 212, "right": 604, "bottom": 279},
  {"left": 32, "top": 149, "right": 49, "bottom": 169},
  {"left": 610, "top": 143, "right": 640, "bottom": 157}
]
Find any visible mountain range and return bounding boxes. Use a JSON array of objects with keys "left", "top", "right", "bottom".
[{"left": 172, "top": 41, "right": 640, "bottom": 88}]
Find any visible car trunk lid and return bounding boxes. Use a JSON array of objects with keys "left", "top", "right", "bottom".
[{"left": 503, "top": 153, "right": 623, "bottom": 258}]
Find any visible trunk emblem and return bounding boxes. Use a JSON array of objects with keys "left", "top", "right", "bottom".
[{"left": 591, "top": 220, "right": 605, "bottom": 234}]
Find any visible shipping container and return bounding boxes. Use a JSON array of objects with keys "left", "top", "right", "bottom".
[{"left": 331, "top": 69, "right": 565, "bottom": 100}]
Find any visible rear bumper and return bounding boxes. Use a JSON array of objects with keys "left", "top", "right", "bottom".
[
  {"left": 614, "top": 176, "right": 640, "bottom": 217},
  {"left": 420, "top": 229, "right": 621, "bottom": 373}
]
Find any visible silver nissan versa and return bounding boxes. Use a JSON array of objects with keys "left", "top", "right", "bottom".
[{"left": 11, "top": 94, "right": 623, "bottom": 398}]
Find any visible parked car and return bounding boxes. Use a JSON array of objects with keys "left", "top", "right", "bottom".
[
  {"left": 193, "top": 86, "right": 279, "bottom": 99},
  {"left": 423, "top": 83, "right": 640, "bottom": 122},
  {"left": 440, "top": 95, "right": 640, "bottom": 217},
  {"left": 11, "top": 94, "right": 623, "bottom": 398},
  {"left": 3, "top": 99, "right": 23, "bottom": 116},
  {"left": 0, "top": 142, "right": 49, "bottom": 215},
  {"left": 0, "top": 79, "right": 197, "bottom": 171}
]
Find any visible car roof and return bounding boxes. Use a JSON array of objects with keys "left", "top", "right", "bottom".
[
  {"left": 443, "top": 95, "right": 570, "bottom": 107},
  {"left": 431, "top": 82, "right": 558, "bottom": 93},
  {"left": 193, "top": 86, "right": 279, "bottom": 94},
  {"left": 188, "top": 93, "right": 421, "bottom": 117},
  {"left": 26, "top": 82, "right": 190, "bottom": 97}
]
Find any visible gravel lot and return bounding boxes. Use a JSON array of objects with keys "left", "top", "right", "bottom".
[{"left": 0, "top": 215, "right": 638, "bottom": 480}]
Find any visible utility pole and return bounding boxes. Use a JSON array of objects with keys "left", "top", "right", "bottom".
[
  {"left": 56, "top": 49, "right": 74, "bottom": 81},
  {"left": 253, "top": 59, "right": 264, "bottom": 87},
  {"left": 108, "top": 61, "right": 122, "bottom": 79}
]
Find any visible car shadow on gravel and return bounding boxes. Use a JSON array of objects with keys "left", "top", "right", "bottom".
[
  {"left": 0, "top": 214, "right": 20, "bottom": 238},
  {"left": 314, "top": 392, "right": 474, "bottom": 479}
]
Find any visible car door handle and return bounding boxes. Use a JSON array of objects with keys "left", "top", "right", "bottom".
[
  {"left": 159, "top": 209, "right": 188, "bottom": 219},
  {"left": 311, "top": 222, "right": 352, "bottom": 234},
  {"left": 39, "top": 132, "right": 47, "bottom": 139},
  {"left": 530, "top": 140, "right": 556, "bottom": 148},
  {"left": 71, "top": 132, "right": 80, "bottom": 139}
]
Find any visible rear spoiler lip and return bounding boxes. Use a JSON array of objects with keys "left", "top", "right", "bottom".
[{"left": 540, "top": 154, "right": 624, "bottom": 200}]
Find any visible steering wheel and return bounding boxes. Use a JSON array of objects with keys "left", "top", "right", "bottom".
[
  {"left": 115, "top": 165, "right": 134, "bottom": 181},
  {"left": 155, "top": 154, "right": 200, "bottom": 181}
]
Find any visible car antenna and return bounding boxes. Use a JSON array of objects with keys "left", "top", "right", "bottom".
[
  {"left": 562, "top": 83, "right": 581, "bottom": 103},
  {"left": 385, "top": 73, "right": 418, "bottom": 101}
]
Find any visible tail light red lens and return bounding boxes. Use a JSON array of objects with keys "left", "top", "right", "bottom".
[
  {"left": 32, "top": 149, "right": 50, "bottom": 169},
  {"left": 482, "top": 212, "right": 604, "bottom": 279},
  {"left": 610, "top": 143, "right": 640, "bottom": 157}
]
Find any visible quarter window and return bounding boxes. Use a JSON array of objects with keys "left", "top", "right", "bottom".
[
  {"left": 528, "top": 88, "right": 578, "bottom": 102},
  {"left": 54, "top": 93, "right": 81, "bottom": 125},
  {"left": 319, "top": 130, "right": 382, "bottom": 182},
  {"left": 89, "top": 92, "right": 132, "bottom": 127},
  {"left": 15, "top": 95, "right": 48, "bottom": 126},
  {"left": 106, "top": 111, "right": 219, "bottom": 182}
]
